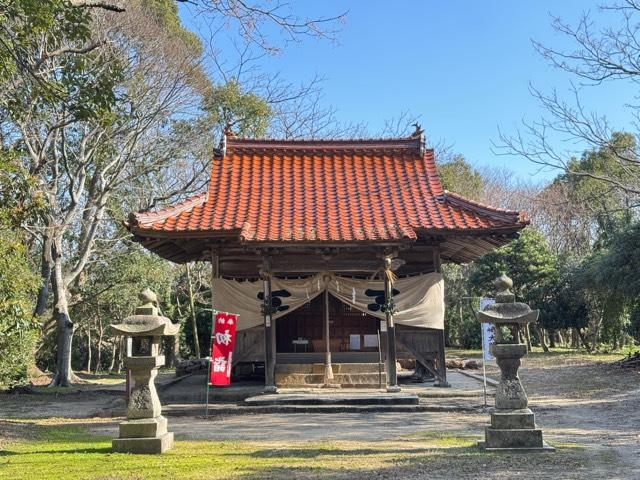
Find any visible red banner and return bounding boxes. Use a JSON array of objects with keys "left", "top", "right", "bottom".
[{"left": 209, "top": 311, "right": 238, "bottom": 386}]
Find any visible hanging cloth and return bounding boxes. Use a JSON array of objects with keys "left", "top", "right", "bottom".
[{"left": 211, "top": 271, "right": 444, "bottom": 331}]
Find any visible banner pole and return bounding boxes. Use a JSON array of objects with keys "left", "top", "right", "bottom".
[
  {"left": 206, "top": 251, "right": 217, "bottom": 420},
  {"left": 481, "top": 323, "right": 488, "bottom": 408},
  {"left": 205, "top": 359, "right": 211, "bottom": 419},
  {"left": 205, "top": 320, "right": 213, "bottom": 419}
]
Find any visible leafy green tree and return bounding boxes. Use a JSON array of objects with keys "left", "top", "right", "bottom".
[
  {"left": 574, "top": 220, "right": 640, "bottom": 349},
  {"left": 588, "top": 221, "right": 640, "bottom": 299},
  {"left": 468, "top": 229, "right": 557, "bottom": 307},
  {"left": 442, "top": 264, "right": 481, "bottom": 348},
  {"left": 0, "top": 149, "right": 44, "bottom": 231},
  {"left": 467, "top": 229, "right": 558, "bottom": 349},
  {"left": 543, "top": 260, "right": 590, "bottom": 348},
  {"left": 0, "top": 231, "right": 40, "bottom": 388},
  {"left": 558, "top": 132, "right": 636, "bottom": 247},
  {"left": 63, "top": 246, "right": 177, "bottom": 373},
  {"left": 0, "top": 146, "right": 42, "bottom": 387},
  {"left": 437, "top": 155, "right": 484, "bottom": 201},
  {"left": 203, "top": 80, "right": 272, "bottom": 138}
]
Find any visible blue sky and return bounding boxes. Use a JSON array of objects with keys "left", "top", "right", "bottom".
[{"left": 179, "top": 1, "right": 637, "bottom": 181}]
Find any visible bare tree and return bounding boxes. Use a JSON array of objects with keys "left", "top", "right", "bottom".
[
  {"left": 497, "top": 1, "right": 640, "bottom": 200},
  {"left": 176, "top": 0, "right": 346, "bottom": 53},
  {"left": 10, "top": 2, "right": 208, "bottom": 385}
]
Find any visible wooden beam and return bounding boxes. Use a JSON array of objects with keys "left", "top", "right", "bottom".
[{"left": 432, "top": 245, "right": 442, "bottom": 273}]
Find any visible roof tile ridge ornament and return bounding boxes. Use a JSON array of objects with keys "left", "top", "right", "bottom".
[
  {"left": 222, "top": 124, "right": 236, "bottom": 158},
  {"left": 410, "top": 122, "right": 426, "bottom": 157},
  {"left": 443, "top": 190, "right": 529, "bottom": 224},
  {"left": 223, "top": 135, "right": 423, "bottom": 151},
  {"left": 128, "top": 192, "right": 208, "bottom": 227}
]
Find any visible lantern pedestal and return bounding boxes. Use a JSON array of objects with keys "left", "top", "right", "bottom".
[
  {"left": 112, "top": 355, "right": 174, "bottom": 454},
  {"left": 480, "top": 345, "right": 553, "bottom": 451}
]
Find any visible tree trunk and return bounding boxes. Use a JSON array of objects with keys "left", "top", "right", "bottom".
[
  {"left": 548, "top": 329, "right": 556, "bottom": 348},
  {"left": 108, "top": 338, "right": 118, "bottom": 374},
  {"left": 556, "top": 330, "right": 564, "bottom": 347},
  {"left": 571, "top": 329, "right": 579, "bottom": 348},
  {"left": 86, "top": 326, "right": 92, "bottom": 373},
  {"left": 536, "top": 325, "right": 549, "bottom": 352},
  {"left": 95, "top": 317, "right": 104, "bottom": 374},
  {"left": 116, "top": 336, "right": 124, "bottom": 374},
  {"left": 34, "top": 227, "right": 53, "bottom": 317},
  {"left": 172, "top": 334, "right": 181, "bottom": 367},
  {"left": 524, "top": 324, "right": 532, "bottom": 350},
  {"left": 49, "top": 238, "right": 80, "bottom": 387},
  {"left": 186, "top": 263, "right": 201, "bottom": 358},
  {"left": 577, "top": 328, "right": 592, "bottom": 353}
]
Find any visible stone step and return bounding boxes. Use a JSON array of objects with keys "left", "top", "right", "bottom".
[
  {"left": 275, "top": 374, "right": 385, "bottom": 389},
  {"left": 244, "top": 392, "right": 419, "bottom": 406},
  {"left": 275, "top": 363, "right": 385, "bottom": 375},
  {"left": 162, "top": 403, "right": 480, "bottom": 416}
]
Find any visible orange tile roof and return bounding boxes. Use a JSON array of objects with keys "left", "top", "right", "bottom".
[{"left": 127, "top": 136, "right": 527, "bottom": 242}]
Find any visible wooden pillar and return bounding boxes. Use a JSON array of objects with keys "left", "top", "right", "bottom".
[
  {"left": 261, "top": 257, "right": 277, "bottom": 393},
  {"left": 210, "top": 249, "right": 219, "bottom": 354},
  {"left": 433, "top": 245, "right": 450, "bottom": 387},
  {"left": 384, "top": 257, "right": 401, "bottom": 392},
  {"left": 323, "top": 288, "right": 334, "bottom": 384}
]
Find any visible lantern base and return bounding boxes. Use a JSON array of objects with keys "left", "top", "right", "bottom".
[
  {"left": 481, "top": 408, "right": 553, "bottom": 452},
  {"left": 478, "top": 440, "right": 555, "bottom": 453},
  {"left": 112, "top": 432, "right": 174, "bottom": 454},
  {"left": 113, "top": 416, "right": 174, "bottom": 454}
]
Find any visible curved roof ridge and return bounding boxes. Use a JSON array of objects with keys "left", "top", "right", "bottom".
[
  {"left": 226, "top": 136, "right": 425, "bottom": 150},
  {"left": 129, "top": 191, "right": 208, "bottom": 226},
  {"left": 444, "top": 190, "right": 528, "bottom": 223}
]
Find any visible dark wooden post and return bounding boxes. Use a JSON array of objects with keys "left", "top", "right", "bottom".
[
  {"left": 261, "top": 257, "right": 277, "bottom": 393},
  {"left": 433, "top": 245, "right": 450, "bottom": 387},
  {"left": 384, "top": 256, "right": 401, "bottom": 392}
]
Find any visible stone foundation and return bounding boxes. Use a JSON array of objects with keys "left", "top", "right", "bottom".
[{"left": 112, "top": 432, "right": 174, "bottom": 454}]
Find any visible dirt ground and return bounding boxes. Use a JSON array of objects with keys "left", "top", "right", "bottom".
[{"left": 1, "top": 351, "right": 639, "bottom": 479}]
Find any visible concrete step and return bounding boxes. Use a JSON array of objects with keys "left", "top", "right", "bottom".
[
  {"left": 275, "top": 363, "right": 385, "bottom": 387},
  {"left": 244, "top": 392, "right": 419, "bottom": 406},
  {"left": 275, "top": 373, "right": 325, "bottom": 385},
  {"left": 162, "top": 402, "right": 480, "bottom": 416},
  {"left": 275, "top": 363, "right": 385, "bottom": 375},
  {"left": 275, "top": 363, "right": 386, "bottom": 388},
  {"left": 275, "top": 373, "right": 385, "bottom": 389}
]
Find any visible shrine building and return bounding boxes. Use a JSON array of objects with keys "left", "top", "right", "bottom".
[{"left": 126, "top": 130, "right": 527, "bottom": 391}]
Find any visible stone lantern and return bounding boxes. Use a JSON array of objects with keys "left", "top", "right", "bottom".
[
  {"left": 111, "top": 288, "right": 180, "bottom": 454},
  {"left": 477, "top": 274, "right": 553, "bottom": 451}
]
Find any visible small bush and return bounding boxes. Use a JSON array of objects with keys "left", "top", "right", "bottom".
[{"left": 459, "top": 318, "right": 481, "bottom": 349}]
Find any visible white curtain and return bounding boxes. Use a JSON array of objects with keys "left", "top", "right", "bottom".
[{"left": 212, "top": 272, "right": 444, "bottom": 331}]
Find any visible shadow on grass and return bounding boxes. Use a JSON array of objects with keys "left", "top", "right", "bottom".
[
  {"left": 240, "top": 446, "right": 434, "bottom": 459},
  {"left": 230, "top": 446, "right": 492, "bottom": 480},
  {"left": 0, "top": 446, "right": 112, "bottom": 456}
]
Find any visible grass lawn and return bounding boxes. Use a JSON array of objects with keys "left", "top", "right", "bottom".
[
  {"left": 2, "top": 349, "right": 637, "bottom": 479},
  {"left": 0, "top": 420, "right": 591, "bottom": 480},
  {"left": 446, "top": 346, "right": 630, "bottom": 363}
]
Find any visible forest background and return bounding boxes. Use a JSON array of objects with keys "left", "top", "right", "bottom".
[{"left": 1, "top": 0, "right": 639, "bottom": 388}]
